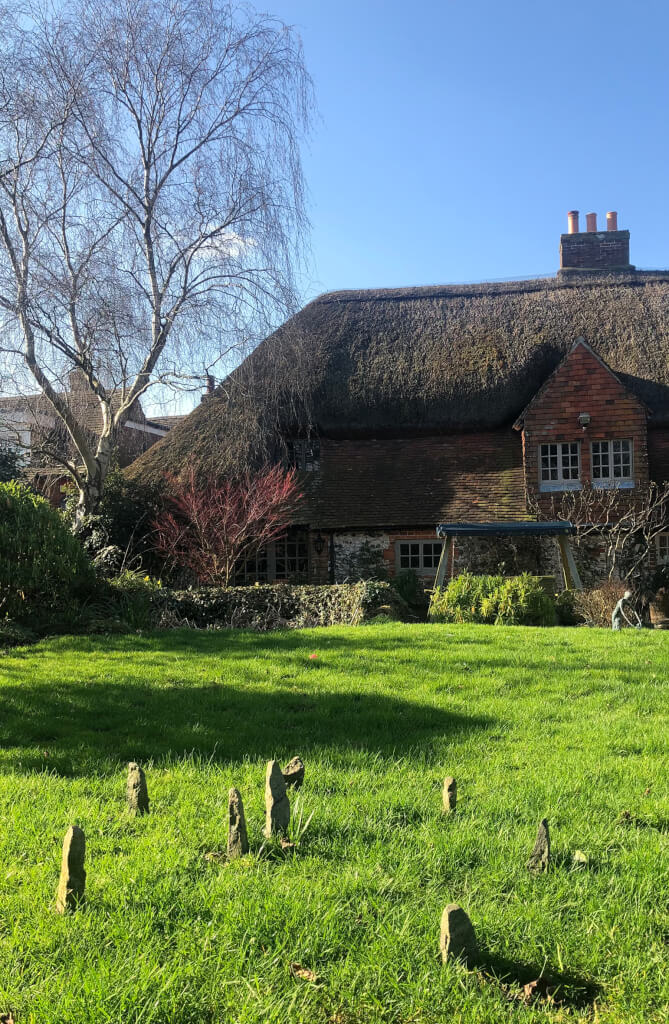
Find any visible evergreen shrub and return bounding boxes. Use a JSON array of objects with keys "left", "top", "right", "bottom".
[
  {"left": 0, "top": 481, "right": 95, "bottom": 621},
  {"left": 429, "top": 571, "right": 556, "bottom": 626}
]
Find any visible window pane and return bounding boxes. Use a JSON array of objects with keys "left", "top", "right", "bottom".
[
  {"left": 612, "top": 439, "right": 631, "bottom": 477},
  {"left": 659, "top": 534, "right": 669, "bottom": 564},
  {"left": 592, "top": 440, "right": 609, "bottom": 479},
  {"left": 422, "top": 543, "right": 442, "bottom": 568}
]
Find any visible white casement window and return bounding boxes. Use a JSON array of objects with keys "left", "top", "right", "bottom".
[
  {"left": 396, "top": 540, "right": 443, "bottom": 576},
  {"left": 591, "top": 439, "right": 634, "bottom": 488},
  {"left": 539, "top": 442, "right": 581, "bottom": 492},
  {"left": 656, "top": 533, "right": 669, "bottom": 565}
]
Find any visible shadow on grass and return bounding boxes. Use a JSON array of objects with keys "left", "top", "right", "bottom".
[
  {"left": 477, "top": 951, "right": 601, "bottom": 1010},
  {"left": 0, "top": 632, "right": 492, "bottom": 775}
]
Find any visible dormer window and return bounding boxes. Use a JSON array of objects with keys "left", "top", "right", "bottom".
[
  {"left": 539, "top": 442, "right": 581, "bottom": 491},
  {"left": 287, "top": 438, "right": 320, "bottom": 472},
  {"left": 591, "top": 439, "right": 633, "bottom": 488}
]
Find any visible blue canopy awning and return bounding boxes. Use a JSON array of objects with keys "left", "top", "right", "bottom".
[{"left": 436, "top": 520, "right": 573, "bottom": 537}]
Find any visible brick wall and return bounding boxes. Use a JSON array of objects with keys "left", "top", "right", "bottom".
[
  {"left": 559, "top": 230, "right": 631, "bottom": 271},
  {"left": 521, "top": 341, "right": 648, "bottom": 515},
  {"left": 648, "top": 428, "right": 669, "bottom": 484}
]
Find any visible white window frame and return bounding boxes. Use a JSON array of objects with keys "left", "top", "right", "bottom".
[
  {"left": 538, "top": 441, "right": 581, "bottom": 492},
  {"left": 395, "top": 540, "right": 444, "bottom": 576},
  {"left": 591, "top": 439, "right": 634, "bottom": 489},
  {"left": 656, "top": 533, "right": 669, "bottom": 565}
]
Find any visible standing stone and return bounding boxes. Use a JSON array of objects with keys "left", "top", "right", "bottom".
[
  {"left": 264, "top": 760, "right": 290, "bottom": 837},
  {"left": 440, "top": 904, "right": 477, "bottom": 966},
  {"left": 126, "top": 762, "right": 150, "bottom": 816},
  {"left": 527, "top": 818, "right": 550, "bottom": 874},
  {"left": 282, "top": 756, "right": 305, "bottom": 790},
  {"left": 227, "top": 787, "right": 249, "bottom": 859},
  {"left": 56, "top": 825, "right": 86, "bottom": 913},
  {"left": 442, "top": 776, "right": 457, "bottom": 813}
]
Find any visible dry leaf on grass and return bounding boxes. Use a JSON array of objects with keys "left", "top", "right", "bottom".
[
  {"left": 290, "top": 963, "right": 323, "bottom": 984},
  {"left": 280, "top": 838, "right": 296, "bottom": 851},
  {"left": 502, "top": 978, "right": 556, "bottom": 1006},
  {"left": 203, "top": 850, "right": 225, "bottom": 863},
  {"left": 1, "top": 1013, "right": 16, "bottom": 1023}
]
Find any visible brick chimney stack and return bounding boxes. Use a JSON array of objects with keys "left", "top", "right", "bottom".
[{"left": 559, "top": 209, "right": 633, "bottom": 275}]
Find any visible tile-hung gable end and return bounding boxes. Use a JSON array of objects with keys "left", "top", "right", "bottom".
[{"left": 514, "top": 338, "right": 649, "bottom": 510}]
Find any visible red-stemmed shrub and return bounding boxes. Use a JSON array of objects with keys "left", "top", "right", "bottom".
[{"left": 153, "top": 466, "right": 302, "bottom": 586}]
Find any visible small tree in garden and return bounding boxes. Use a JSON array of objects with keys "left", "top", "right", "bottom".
[
  {"left": 529, "top": 482, "right": 669, "bottom": 585},
  {"left": 153, "top": 466, "right": 302, "bottom": 586}
]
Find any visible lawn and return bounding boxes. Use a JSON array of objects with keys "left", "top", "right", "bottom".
[{"left": 0, "top": 623, "right": 667, "bottom": 1023}]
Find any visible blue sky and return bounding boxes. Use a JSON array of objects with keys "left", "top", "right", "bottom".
[{"left": 277, "top": 0, "right": 669, "bottom": 297}]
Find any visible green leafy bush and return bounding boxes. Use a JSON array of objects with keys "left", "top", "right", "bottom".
[
  {"left": 108, "top": 569, "right": 163, "bottom": 629},
  {"left": 429, "top": 571, "right": 556, "bottom": 626},
  {"left": 0, "top": 481, "right": 95, "bottom": 620}
]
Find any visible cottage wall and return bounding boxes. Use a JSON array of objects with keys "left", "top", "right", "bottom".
[
  {"left": 521, "top": 341, "right": 649, "bottom": 514},
  {"left": 318, "top": 529, "right": 565, "bottom": 589}
]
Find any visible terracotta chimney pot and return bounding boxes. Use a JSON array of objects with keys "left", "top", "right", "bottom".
[
  {"left": 606, "top": 211, "right": 618, "bottom": 231},
  {"left": 567, "top": 210, "right": 580, "bottom": 234},
  {"left": 586, "top": 212, "right": 597, "bottom": 232}
]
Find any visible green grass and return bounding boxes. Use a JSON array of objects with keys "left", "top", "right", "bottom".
[{"left": 0, "top": 623, "right": 667, "bottom": 1023}]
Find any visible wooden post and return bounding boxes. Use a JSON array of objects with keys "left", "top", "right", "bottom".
[
  {"left": 434, "top": 536, "right": 450, "bottom": 590},
  {"left": 557, "top": 534, "right": 583, "bottom": 590}
]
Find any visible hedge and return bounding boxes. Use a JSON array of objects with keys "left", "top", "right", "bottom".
[{"left": 151, "top": 580, "right": 408, "bottom": 631}]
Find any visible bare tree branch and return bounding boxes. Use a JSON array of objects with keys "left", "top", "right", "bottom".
[{"left": 0, "top": 0, "right": 312, "bottom": 515}]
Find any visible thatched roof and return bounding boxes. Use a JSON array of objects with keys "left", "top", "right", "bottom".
[{"left": 127, "top": 271, "right": 669, "bottom": 484}]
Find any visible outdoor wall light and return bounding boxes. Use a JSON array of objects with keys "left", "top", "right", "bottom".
[
  {"left": 314, "top": 533, "right": 325, "bottom": 555},
  {"left": 578, "top": 412, "right": 591, "bottom": 429}
]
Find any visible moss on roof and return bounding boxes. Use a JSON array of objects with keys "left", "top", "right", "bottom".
[{"left": 127, "top": 271, "right": 669, "bottom": 483}]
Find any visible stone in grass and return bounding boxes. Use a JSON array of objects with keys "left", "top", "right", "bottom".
[
  {"left": 442, "top": 776, "right": 457, "bottom": 813},
  {"left": 440, "top": 904, "right": 477, "bottom": 966},
  {"left": 227, "top": 787, "right": 249, "bottom": 859},
  {"left": 127, "top": 761, "right": 150, "bottom": 816},
  {"left": 282, "top": 756, "right": 305, "bottom": 790},
  {"left": 264, "top": 759, "right": 290, "bottom": 837},
  {"left": 527, "top": 818, "right": 550, "bottom": 874},
  {"left": 56, "top": 825, "right": 86, "bottom": 914}
]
